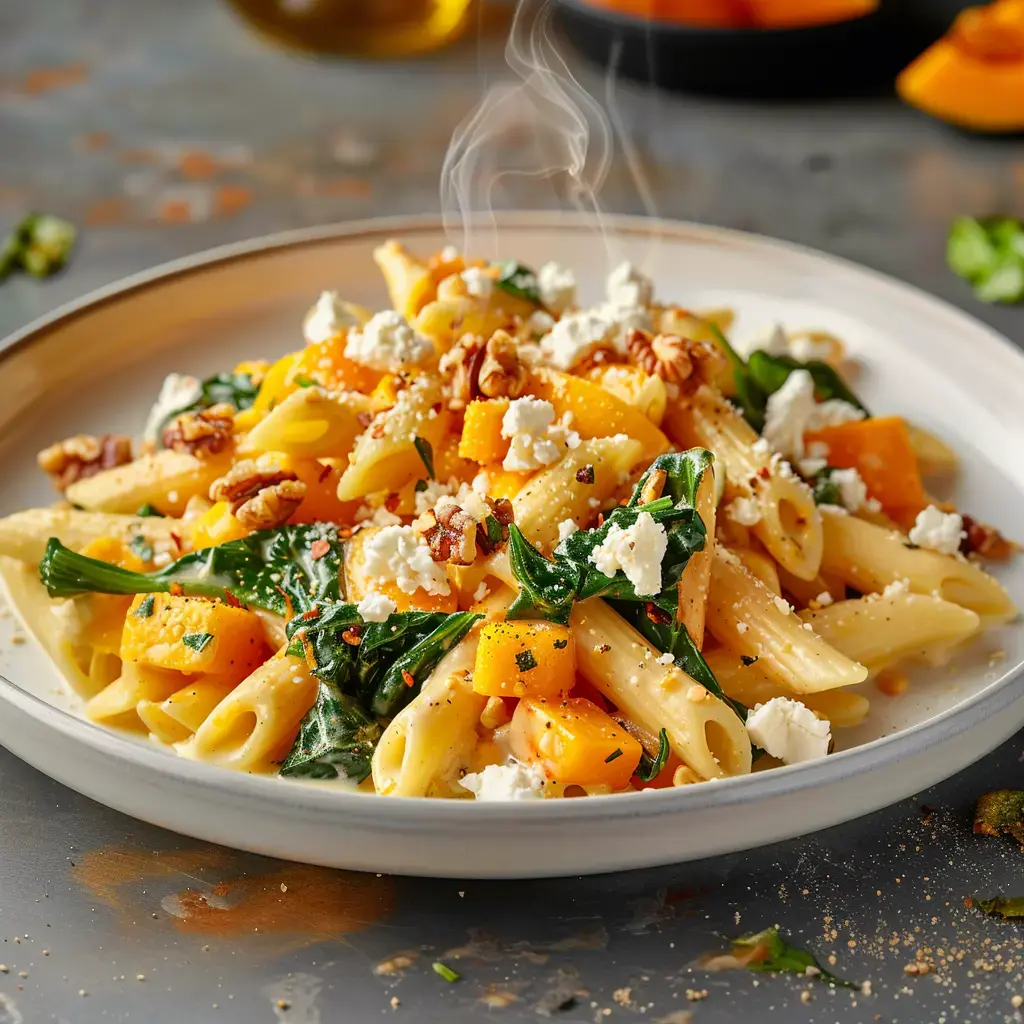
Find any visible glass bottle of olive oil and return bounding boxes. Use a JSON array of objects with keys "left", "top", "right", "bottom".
[{"left": 226, "top": 0, "right": 477, "bottom": 58}]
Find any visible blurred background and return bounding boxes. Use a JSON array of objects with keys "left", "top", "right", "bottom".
[{"left": 1, "top": 0, "right": 1021, "bottom": 338}]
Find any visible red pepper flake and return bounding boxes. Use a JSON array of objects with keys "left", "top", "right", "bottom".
[
  {"left": 596, "top": 512, "right": 605, "bottom": 528},
  {"left": 384, "top": 493, "right": 401, "bottom": 513},
  {"left": 300, "top": 607, "right": 321, "bottom": 621},
  {"left": 645, "top": 602, "right": 672, "bottom": 625},
  {"left": 317, "top": 463, "right": 333, "bottom": 483},
  {"left": 371, "top": 423, "right": 386, "bottom": 439},
  {"left": 169, "top": 530, "right": 183, "bottom": 552},
  {"left": 169, "top": 582, "right": 184, "bottom": 597},
  {"left": 342, "top": 627, "right": 362, "bottom": 647},
  {"left": 299, "top": 633, "right": 318, "bottom": 671},
  {"left": 757, "top": 467, "right": 770, "bottom": 479},
  {"left": 357, "top": 412, "right": 373, "bottom": 429},
  {"left": 223, "top": 589, "right": 242, "bottom": 608},
  {"left": 309, "top": 539, "right": 331, "bottom": 560},
  {"left": 402, "top": 669, "right": 415, "bottom": 687},
  {"left": 597, "top": 643, "right": 611, "bottom": 654},
  {"left": 276, "top": 586, "right": 295, "bottom": 620},
  {"left": 338, "top": 526, "right": 354, "bottom": 539}
]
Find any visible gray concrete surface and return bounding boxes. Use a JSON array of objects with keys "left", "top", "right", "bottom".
[{"left": 1, "top": 1, "right": 1024, "bottom": 1021}]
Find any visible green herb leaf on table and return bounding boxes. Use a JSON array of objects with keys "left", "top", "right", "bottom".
[
  {"left": 947, "top": 216, "right": 1024, "bottom": 305},
  {"left": 730, "top": 926, "right": 855, "bottom": 988},
  {"left": 635, "top": 727, "right": 670, "bottom": 782},
  {"left": 494, "top": 260, "right": 541, "bottom": 306},
  {"left": 975, "top": 895, "right": 1024, "bottom": 920},
  {"left": 0, "top": 213, "right": 76, "bottom": 281},
  {"left": 974, "top": 790, "right": 1024, "bottom": 848},
  {"left": 413, "top": 436, "right": 435, "bottom": 480},
  {"left": 432, "top": 961, "right": 461, "bottom": 983}
]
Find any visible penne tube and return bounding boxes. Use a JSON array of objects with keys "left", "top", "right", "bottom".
[
  {"left": 706, "top": 546, "right": 868, "bottom": 693},
  {"left": 571, "top": 598, "right": 752, "bottom": 779},
  {"left": 733, "top": 544, "right": 781, "bottom": 597},
  {"left": 819, "top": 507, "right": 1016, "bottom": 623},
  {"left": 65, "top": 449, "right": 232, "bottom": 517},
  {"left": 86, "top": 662, "right": 185, "bottom": 728},
  {"left": 138, "top": 674, "right": 239, "bottom": 744},
  {"left": 512, "top": 435, "right": 645, "bottom": 554},
  {"left": 664, "top": 384, "right": 822, "bottom": 580},
  {"left": 0, "top": 508, "right": 182, "bottom": 565},
  {"left": 373, "top": 240, "right": 436, "bottom": 321},
  {"left": 703, "top": 648, "right": 870, "bottom": 729},
  {"left": 799, "top": 591, "right": 981, "bottom": 673},
  {"left": 243, "top": 387, "right": 373, "bottom": 459},
  {"left": 677, "top": 466, "right": 716, "bottom": 649},
  {"left": 776, "top": 564, "right": 846, "bottom": 609},
  {"left": 183, "top": 649, "right": 317, "bottom": 773},
  {"left": 906, "top": 422, "right": 958, "bottom": 477}
]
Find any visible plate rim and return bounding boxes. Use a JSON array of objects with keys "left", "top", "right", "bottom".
[{"left": 2, "top": 210, "right": 1022, "bottom": 826}]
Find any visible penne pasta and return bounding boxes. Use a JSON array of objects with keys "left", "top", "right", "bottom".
[
  {"left": 677, "top": 466, "right": 716, "bottom": 649},
  {"left": 243, "top": 387, "right": 373, "bottom": 459},
  {"left": 706, "top": 546, "right": 868, "bottom": 693}
]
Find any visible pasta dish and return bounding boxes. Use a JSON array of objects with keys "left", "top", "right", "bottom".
[{"left": 0, "top": 241, "right": 1016, "bottom": 801}]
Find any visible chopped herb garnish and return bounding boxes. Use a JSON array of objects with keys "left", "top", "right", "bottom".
[
  {"left": 740, "top": 655, "right": 759, "bottom": 667},
  {"left": 729, "top": 926, "right": 854, "bottom": 988},
  {"left": 604, "top": 748, "right": 624, "bottom": 764},
  {"left": 293, "top": 375, "right": 317, "bottom": 388},
  {"left": 432, "top": 961, "right": 461, "bottom": 983},
  {"left": 552, "top": 638, "right": 568, "bottom": 650},
  {"left": 414, "top": 479, "right": 429, "bottom": 493},
  {"left": 182, "top": 631, "right": 214, "bottom": 653},
  {"left": 636, "top": 727, "right": 670, "bottom": 782},
  {"left": 810, "top": 468, "right": 842, "bottom": 507},
  {"left": 494, "top": 260, "right": 541, "bottom": 305},
  {"left": 974, "top": 790, "right": 1024, "bottom": 848},
  {"left": 413, "top": 436, "right": 435, "bottom": 479},
  {"left": 947, "top": 216, "right": 1024, "bottom": 304},
  {"left": 515, "top": 649, "right": 538, "bottom": 673},
  {"left": 483, "top": 514, "right": 503, "bottom": 547},
  {"left": 976, "top": 895, "right": 1024, "bottom": 920},
  {"left": 134, "top": 595, "right": 156, "bottom": 619},
  {"left": 575, "top": 465, "right": 595, "bottom": 485},
  {"left": 129, "top": 535, "right": 154, "bottom": 563},
  {"left": 135, "top": 504, "right": 164, "bottom": 518}
]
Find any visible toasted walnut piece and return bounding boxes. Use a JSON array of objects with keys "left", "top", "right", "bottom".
[
  {"left": 961, "top": 514, "right": 1016, "bottom": 562},
  {"left": 413, "top": 504, "right": 477, "bottom": 565},
  {"left": 161, "top": 403, "right": 235, "bottom": 457},
  {"left": 438, "top": 334, "right": 486, "bottom": 411},
  {"left": 627, "top": 329, "right": 726, "bottom": 389},
  {"left": 477, "top": 330, "right": 527, "bottom": 400},
  {"left": 37, "top": 434, "right": 132, "bottom": 492},
  {"left": 234, "top": 479, "right": 307, "bottom": 530},
  {"left": 475, "top": 496, "right": 514, "bottom": 555}
]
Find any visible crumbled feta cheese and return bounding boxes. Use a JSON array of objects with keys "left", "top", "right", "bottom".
[
  {"left": 598, "top": 301, "right": 652, "bottom": 339},
  {"left": 473, "top": 582, "right": 490, "bottom": 603},
  {"left": 501, "top": 397, "right": 580, "bottom": 471},
  {"left": 734, "top": 323, "right": 790, "bottom": 361},
  {"left": 606, "top": 260, "right": 653, "bottom": 307},
  {"left": 735, "top": 621, "right": 749, "bottom": 634},
  {"left": 589, "top": 511, "right": 667, "bottom": 596},
  {"left": 882, "top": 577, "right": 911, "bottom": 599},
  {"left": 557, "top": 518, "right": 579, "bottom": 542},
  {"left": 908, "top": 505, "right": 965, "bottom": 556},
  {"left": 745, "top": 697, "right": 831, "bottom": 764},
  {"left": 656, "top": 652, "right": 675, "bottom": 665},
  {"left": 526, "top": 310, "right": 555, "bottom": 338},
  {"left": 303, "top": 290, "right": 363, "bottom": 344},
  {"left": 788, "top": 333, "right": 836, "bottom": 363},
  {"left": 539, "top": 309, "right": 615, "bottom": 370},
  {"left": 762, "top": 370, "right": 864, "bottom": 462},
  {"left": 51, "top": 597, "right": 89, "bottom": 637},
  {"left": 362, "top": 525, "right": 451, "bottom": 596},
  {"left": 461, "top": 267, "right": 493, "bottom": 300},
  {"left": 355, "top": 504, "right": 403, "bottom": 527},
  {"left": 344, "top": 310, "right": 434, "bottom": 372},
  {"left": 413, "top": 478, "right": 455, "bottom": 516},
  {"left": 773, "top": 595, "right": 793, "bottom": 616},
  {"left": 830, "top": 468, "right": 870, "bottom": 512},
  {"left": 813, "top": 591, "right": 834, "bottom": 607},
  {"left": 726, "top": 497, "right": 761, "bottom": 527},
  {"left": 440, "top": 244, "right": 459, "bottom": 263},
  {"left": 537, "top": 261, "right": 577, "bottom": 314},
  {"left": 356, "top": 592, "right": 397, "bottom": 622},
  {"left": 459, "top": 761, "right": 548, "bottom": 801},
  {"left": 143, "top": 373, "right": 202, "bottom": 444},
  {"left": 797, "top": 441, "right": 831, "bottom": 478},
  {"left": 451, "top": 482, "right": 494, "bottom": 524}
]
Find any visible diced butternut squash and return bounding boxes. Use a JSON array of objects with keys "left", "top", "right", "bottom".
[
  {"left": 481, "top": 465, "right": 533, "bottom": 501},
  {"left": 296, "top": 335, "right": 382, "bottom": 394},
  {"left": 459, "top": 398, "right": 511, "bottom": 464},
  {"left": 805, "top": 415, "right": 925, "bottom": 519},
  {"left": 121, "top": 593, "right": 269, "bottom": 681},
  {"left": 189, "top": 501, "right": 252, "bottom": 550},
  {"left": 527, "top": 368, "right": 670, "bottom": 459},
  {"left": 509, "top": 696, "right": 643, "bottom": 790},
  {"left": 78, "top": 538, "right": 148, "bottom": 650},
  {"left": 473, "top": 621, "right": 575, "bottom": 699},
  {"left": 288, "top": 458, "right": 361, "bottom": 524},
  {"left": 80, "top": 536, "right": 148, "bottom": 572}
]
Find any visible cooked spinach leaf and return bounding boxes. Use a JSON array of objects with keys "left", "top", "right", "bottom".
[
  {"left": 494, "top": 260, "right": 541, "bottom": 305},
  {"left": 39, "top": 524, "right": 344, "bottom": 616},
  {"left": 155, "top": 370, "right": 260, "bottom": 442},
  {"left": 413, "top": 436, "right": 435, "bottom": 479},
  {"left": 506, "top": 524, "right": 580, "bottom": 626},
  {"left": 730, "top": 926, "right": 855, "bottom": 987},
  {"left": 746, "top": 351, "right": 868, "bottom": 414},
  {"left": 975, "top": 895, "right": 1024, "bottom": 920},
  {"left": 636, "top": 727, "right": 670, "bottom": 782}
]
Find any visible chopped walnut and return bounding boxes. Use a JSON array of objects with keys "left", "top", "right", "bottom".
[
  {"left": 440, "top": 330, "right": 526, "bottom": 409},
  {"left": 961, "top": 514, "right": 1016, "bottom": 562},
  {"left": 161, "top": 403, "right": 234, "bottom": 457},
  {"left": 209, "top": 458, "right": 306, "bottom": 529},
  {"left": 627, "top": 329, "right": 727, "bottom": 389},
  {"left": 413, "top": 495, "right": 514, "bottom": 565},
  {"left": 38, "top": 434, "right": 132, "bottom": 492}
]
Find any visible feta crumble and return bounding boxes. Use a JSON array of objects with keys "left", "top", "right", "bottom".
[
  {"left": 459, "top": 761, "right": 548, "bottom": 801},
  {"left": 413, "top": 478, "right": 455, "bottom": 516},
  {"left": 557, "top": 518, "right": 580, "bottom": 542},
  {"left": 355, "top": 504, "right": 403, "bottom": 527},
  {"left": 540, "top": 309, "right": 616, "bottom": 370},
  {"left": 908, "top": 505, "right": 965, "bottom": 556},
  {"left": 526, "top": 309, "right": 555, "bottom": 338},
  {"left": 303, "top": 290, "right": 364, "bottom": 344},
  {"left": 362, "top": 525, "right": 451, "bottom": 596},
  {"left": 473, "top": 581, "right": 491, "bottom": 603},
  {"left": 656, "top": 652, "right": 675, "bottom": 665},
  {"left": 882, "top": 577, "right": 911, "bottom": 599},
  {"left": 762, "top": 370, "right": 864, "bottom": 462},
  {"left": 440, "top": 244, "right": 459, "bottom": 262},
  {"left": 589, "top": 511, "right": 667, "bottom": 597},
  {"left": 344, "top": 310, "right": 434, "bottom": 372},
  {"left": 143, "top": 373, "right": 202, "bottom": 445},
  {"left": 461, "top": 267, "right": 493, "bottom": 300},
  {"left": 813, "top": 591, "right": 834, "bottom": 607},
  {"left": 606, "top": 261, "right": 653, "bottom": 307},
  {"left": 356, "top": 592, "right": 397, "bottom": 622},
  {"left": 734, "top": 323, "right": 836, "bottom": 364},
  {"left": 501, "top": 397, "right": 580, "bottom": 471},
  {"left": 726, "top": 496, "right": 762, "bottom": 527},
  {"left": 830, "top": 467, "right": 873, "bottom": 513},
  {"left": 537, "top": 262, "right": 577, "bottom": 314},
  {"left": 745, "top": 697, "right": 831, "bottom": 764}
]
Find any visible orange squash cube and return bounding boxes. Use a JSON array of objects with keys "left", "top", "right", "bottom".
[
  {"left": 509, "top": 696, "right": 643, "bottom": 790},
  {"left": 473, "top": 621, "right": 575, "bottom": 699},
  {"left": 121, "top": 593, "right": 269, "bottom": 681},
  {"left": 459, "top": 398, "right": 511, "bottom": 464},
  {"left": 188, "top": 501, "right": 252, "bottom": 550}
]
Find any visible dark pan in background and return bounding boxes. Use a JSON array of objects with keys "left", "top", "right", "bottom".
[{"left": 554, "top": 0, "right": 972, "bottom": 97}]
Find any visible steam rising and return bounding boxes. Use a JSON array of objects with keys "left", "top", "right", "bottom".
[{"left": 442, "top": 0, "right": 653, "bottom": 262}]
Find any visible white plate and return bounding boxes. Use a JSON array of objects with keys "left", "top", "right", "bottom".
[{"left": 0, "top": 213, "right": 1021, "bottom": 878}]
